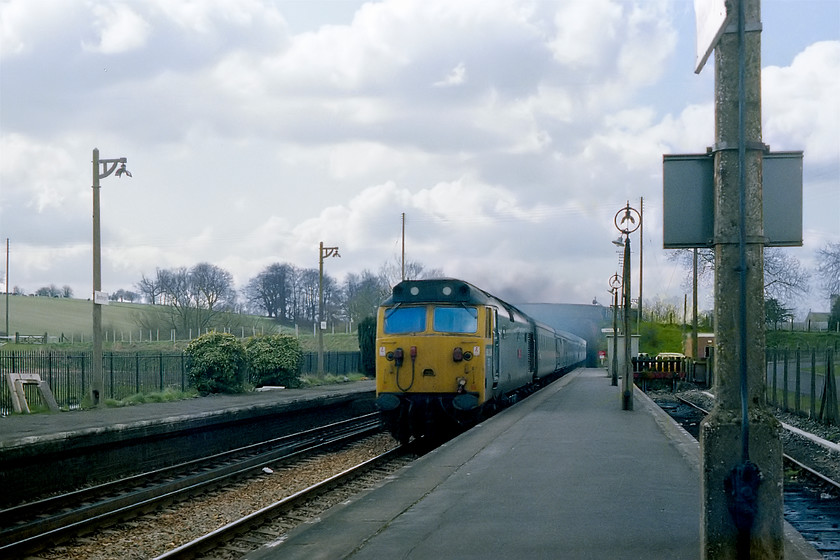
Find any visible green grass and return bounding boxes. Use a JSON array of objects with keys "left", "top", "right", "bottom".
[
  {"left": 103, "top": 388, "right": 199, "bottom": 408},
  {"left": 298, "top": 372, "right": 371, "bottom": 387},
  {"left": 0, "top": 294, "right": 360, "bottom": 352},
  {"left": 1, "top": 296, "right": 141, "bottom": 338}
]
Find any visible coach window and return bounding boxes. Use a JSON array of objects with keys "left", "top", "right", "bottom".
[
  {"left": 383, "top": 307, "right": 427, "bottom": 334},
  {"left": 433, "top": 306, "right": 478, "bottom": 333}
]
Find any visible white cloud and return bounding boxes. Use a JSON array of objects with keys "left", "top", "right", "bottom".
[
  {"left": 434, "top": 62, "right": 467, "bottom": 87},
  {"left": 84, "top": 4, "right": 151, "bottom": 54},
  {"left": 764, "top": 41, "right": 840, "bottom": 162},
  {"left": 0, "top": 0, "right": 836, "bottom": 318}
]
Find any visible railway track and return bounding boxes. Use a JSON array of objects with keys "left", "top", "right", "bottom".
[
  {"left": 153, "top": 444, "right": 417, "bottom": 560},
  {"left": 661, "top": 395, "right": 840, "bottom": 559},
  {"left": 0, "top": 413, "right": 383, "bottom": 558}
]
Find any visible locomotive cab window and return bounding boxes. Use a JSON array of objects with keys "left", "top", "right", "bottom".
[
  {"left": 433, "top": 306, "right": 478, "bottom": 334},
  {"left": 383, "top": 306, "right": 427, "bottom": 334}
]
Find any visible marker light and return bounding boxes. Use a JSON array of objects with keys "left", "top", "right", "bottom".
[{"left": 453, "top": 347, "right": 463, "bottom": 362}]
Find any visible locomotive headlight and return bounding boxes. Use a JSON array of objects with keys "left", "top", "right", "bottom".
[{"left": 463, "top": 351, "right": 472, "bottom": 361}]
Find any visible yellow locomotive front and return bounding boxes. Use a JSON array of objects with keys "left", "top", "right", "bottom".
[{"left": 375, "top": 279, "right": 493, "bottom": 442}]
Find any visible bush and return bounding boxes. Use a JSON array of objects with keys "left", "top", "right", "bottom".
[
  {"left": 185, "top": 332, "right": 247, "bottom": 394},
  {"left": 245, "top": 334, "right": 303, "bottom": 388},
  {"left": 357, "top": 316, "right": 377, "bottom": 375}
]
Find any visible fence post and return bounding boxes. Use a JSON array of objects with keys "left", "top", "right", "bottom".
[
  {"left": 810, "top": 348, "right": 817, "bottom": 418},
  {"left": 135, "top": 353, "right": 141, "bottom": 395},
  {"left": 819, "top": 348, "right": 838, "bottom": 425},
  {"left": 771, "top": 349, "right": 778, "bottom": 407},
  {"left": 159, "top": 353, "right": 165, "bottom": 391},
  {"left": 109, "top": 353, "right": 115, "bottom": 400},
  {"left": 81, "top": 352, "right": 86, "bottom": 405},
  {"left": 783, "top": 348, "right": 789, "bottom": 412},
  {"left": 795, "top": 346, "right": 801, "bottom": 415},
  {"left": 48, "top": 351, "right": 53, "bottom": 392}
]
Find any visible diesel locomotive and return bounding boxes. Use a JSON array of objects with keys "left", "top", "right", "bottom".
[{"left": 374, "top": 278, "right": 586, "bottom": 442}]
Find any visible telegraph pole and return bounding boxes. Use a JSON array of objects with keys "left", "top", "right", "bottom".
[
  {"left": 91, "top": 148, "right": 130, "bottom": 406},
  {"left": 699, "top": 0, "right": 783, "bottom": 557},
  {"left": 317, "top": 242, "right": 340, "bottom": 375}
]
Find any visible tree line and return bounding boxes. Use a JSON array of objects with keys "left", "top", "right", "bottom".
[
  {"left": 668, "top": 241, "right": 840, "bottom": 329},
  {"left": 130, "top": 258, "right": 442, "bottom": 336}
]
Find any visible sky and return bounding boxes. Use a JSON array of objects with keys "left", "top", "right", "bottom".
[{"left": 1, "top": 0, "right": 838, "bottom": 320}]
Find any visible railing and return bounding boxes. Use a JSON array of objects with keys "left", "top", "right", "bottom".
[
  {"left": 627, "top": 346, "right": 839, "bottom": 426},
  {"left": 632, "top": 356, "right": 689, "bottom": 391},
  {"left": 766, "top": 347, "right": 839, "bottom": 424},
  {"left": 0, "top": 350, "right": 362, "bottom": 416}
]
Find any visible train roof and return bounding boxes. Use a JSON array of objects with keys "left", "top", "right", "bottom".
[
  {"left": 382, "top": 278, "right": 527, "bottom": 319},
  {"left": 383, "top": 278, "right": 491, "bottom": 306}
]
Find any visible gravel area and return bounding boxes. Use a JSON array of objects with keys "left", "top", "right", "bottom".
[
  {"left": 39, "top": 433, "right": 399, "bottom": 560},
  {"left": 662, "top": 388, "right": 840, "bottom": 484}
]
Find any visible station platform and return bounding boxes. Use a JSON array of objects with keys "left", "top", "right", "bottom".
[
  {"left": 0, "top": 380, "right": 375, "bottom": 450},
  {"left": 245, "top": 369, "right": 820, "bottom": 560},
  {"left": 0, "top": 381, "right": 375, "bottom": 505}
]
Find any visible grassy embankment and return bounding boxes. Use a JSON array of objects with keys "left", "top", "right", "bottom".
[{"left": 0, "top": 295, "right": 360, "bottom": 352}]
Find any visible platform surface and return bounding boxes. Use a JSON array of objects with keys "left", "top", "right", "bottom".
[
  {"left": 0, "top": 380, "right": 375, "bottom": 449},
  {"left": 246, "top": 369, "right": 820, "bottom": 560}
]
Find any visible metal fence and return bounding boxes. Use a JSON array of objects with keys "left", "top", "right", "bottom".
[
  {"left": 628, "top": 346, "right": 840, "bottom": 427},
  {"left": 766, "top": 347, "right": 839, "bottom": 424},
  {"left": 0, "top": 350, "right": 362, "bottom": 416}
]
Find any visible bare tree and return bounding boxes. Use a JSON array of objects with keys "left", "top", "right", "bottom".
[
  {"left": 379, "top": 257, "right": 444, "bottom": 288},
  {"left": 191, "top": 262, "right": 236, "bottom": 312},
  {"left": 244, "top": 263, "right": 294, "bottom": 320},
  {"left": 136, "top": 269, "right": 167, "bottom": 304},
  {"left": 668, "top": 247, "right": 809, "bottom": 305},
  {"left": 152, "top": 263, "right": 237, "bottom": 334},
  {"left": 345, "top": 270, "right": 390, "bottom": 326},
  {"left": 816, "top": 241, "right": 840, "bottom": 298},
  {"left": 36, "top": 284, "right": 60, "bottom": 297},
  {"left": 763, "top": 249, "right": 810, "bottom": 304}
]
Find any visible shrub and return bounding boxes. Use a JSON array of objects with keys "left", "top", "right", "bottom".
[
  {"left": 357, "top": 316, "right": 377, "bottom": 375},
  {"left": 245, "top": 334, "right": 303, "bottom": 388},
  {"left": 185, "top": 332, "right": 247, "bottom": 394}
]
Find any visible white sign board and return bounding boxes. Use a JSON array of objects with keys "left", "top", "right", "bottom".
[
  {"left": 94, "top": 290, "right": 110, "bottom": 305},
  {"left": 694, "top": 0, "right": 733, "bottom": 74}
]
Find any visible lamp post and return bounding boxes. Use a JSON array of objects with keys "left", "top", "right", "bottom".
[
  {"left": 614, "top": 202, "right": 641, "bottom": 411},
  {"left": 91, "top": 148, "right": 130, "bottom": 406},
  {"left": 318, "top": 242, "right": 340, "bottom": 375},
  {"left": 609, "top": 274, "right": 621, "bottom": 386}
]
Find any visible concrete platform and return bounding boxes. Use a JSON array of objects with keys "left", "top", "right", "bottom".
[
  {"left": 0, "top": 381, "right": 375, "bottom": 450},
  {"left": 245, "top": 369, "right": 820, "bottom": 560},
  {"left": 0, "top": 381, "right": 375, "bottom": 505}
]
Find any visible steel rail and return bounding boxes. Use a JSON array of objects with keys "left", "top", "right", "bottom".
[
  {"left": 674, "top": 395, "right": 840, "bottom": 492},
  {"left": 0, "top": 413, "right": 382, "bottom": 557},
  {"left": 152, "top": 445, "right": 409, "bottom": 560}
]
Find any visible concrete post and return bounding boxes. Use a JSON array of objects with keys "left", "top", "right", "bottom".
[
  {"left": 611, "top": 286, "right": 619, "bottom": 386},
  {"left": 700, "top": 0, "right": 784, "bottom": 558},
  {"left": 318, "top": 241, "right": 325, "bottom": 376},
  {"left": 92, "top": 148, "right": 103, "bottom": 407}
]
